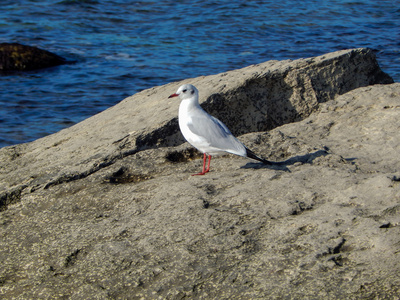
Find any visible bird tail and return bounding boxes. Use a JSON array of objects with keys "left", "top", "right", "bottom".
[{"left": 246, "top": 148, "right": 272, "bottom": 165}]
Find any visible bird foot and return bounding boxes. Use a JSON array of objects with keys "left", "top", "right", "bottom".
[
  {"left": 192, "top": 172, "right": 206, "bottom": 176},
  {"left": 192, "top": 170, "right": 210, "bottom": 176}
]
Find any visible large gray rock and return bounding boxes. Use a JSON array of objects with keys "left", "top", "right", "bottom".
[
  {"left": 1, "top": 48, "right": 399, "bottom": 299},
  {"left": 0, "top": 48, "right": 392, "bottom": 206}
]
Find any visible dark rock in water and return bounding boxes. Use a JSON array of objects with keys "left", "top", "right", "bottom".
[{"left": 0, "top": 42, "right": 66, "bottom": 71}]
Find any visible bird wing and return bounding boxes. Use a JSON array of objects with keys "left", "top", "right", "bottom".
[{"left": 187, "top": 113, "right": 246, "bottom": 155}]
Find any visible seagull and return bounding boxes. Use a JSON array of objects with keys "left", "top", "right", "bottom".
[{"left": 168, "top": 84, "right": 271, "bottom": 175}]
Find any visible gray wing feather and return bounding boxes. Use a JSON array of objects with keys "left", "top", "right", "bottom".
[{"left": 187, "top": 114, "right": 245, "bottom": 154}]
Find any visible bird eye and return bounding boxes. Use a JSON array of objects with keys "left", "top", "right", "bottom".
[{"left": 182, "top": 89, "right": 187, "bottom": 93}]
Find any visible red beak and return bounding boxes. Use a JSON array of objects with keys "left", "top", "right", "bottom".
[{"left": 168, "top": 93, "right": 179, "bottom": 98}]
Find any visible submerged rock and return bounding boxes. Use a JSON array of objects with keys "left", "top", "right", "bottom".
[
  {"left": 0, "top": 42, "right": 66, "bottom": 71},
  {"left": 0, "top": 48, "right": 399, "bottom": 299}
]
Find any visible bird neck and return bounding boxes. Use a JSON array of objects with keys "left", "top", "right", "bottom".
[{"left": 179, "top": 96, "right": 201, "bottom": 114}]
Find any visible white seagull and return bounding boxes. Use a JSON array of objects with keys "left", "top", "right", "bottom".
[{"left": 168, "top": 84, "right": 271, "bottom": 175}]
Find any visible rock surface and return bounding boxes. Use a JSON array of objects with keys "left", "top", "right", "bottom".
[
  {"left": 1, "top": 48, "right": 399, "bottom": 299},
  {"left": 0, "top": 43, "right": 66, "bottom": 71}
]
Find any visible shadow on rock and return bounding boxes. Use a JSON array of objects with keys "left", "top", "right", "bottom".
[{"left": 241, "top": 149, "right": 330, "bottom": 171}]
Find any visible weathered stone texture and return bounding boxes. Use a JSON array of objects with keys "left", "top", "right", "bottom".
[{"left": 0, "top": 49, "right": 399, "bottom": 299}]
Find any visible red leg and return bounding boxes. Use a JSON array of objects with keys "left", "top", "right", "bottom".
[
  {"left": 204, "top": 155, "right": 212, "bottom": 173},
  {"left": 192, "top": 153, "right": 209, "bottom": 176}
]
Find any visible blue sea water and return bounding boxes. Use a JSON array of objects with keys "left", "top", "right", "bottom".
[{"left": 0, "top": 0, "right": 399, "bottom": 148}]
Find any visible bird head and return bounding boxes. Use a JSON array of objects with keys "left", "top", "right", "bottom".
[{"left": 168, "top": 84, "right": 198, "bottom": 100}]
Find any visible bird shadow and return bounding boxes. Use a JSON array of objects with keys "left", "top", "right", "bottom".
[{"left": 241, "top": 149, "right": 329, "bottom": 172}]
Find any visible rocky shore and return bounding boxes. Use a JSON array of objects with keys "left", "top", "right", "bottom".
[{"left": 0, "top": 48, "right": 399, "bottom": 299}]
